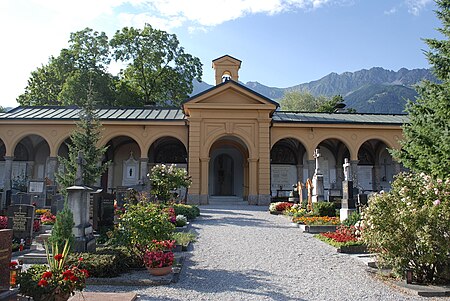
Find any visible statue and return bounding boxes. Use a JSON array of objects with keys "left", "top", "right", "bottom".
[{"left": 343, "top": 158, "right": 351, "bottom": 181}]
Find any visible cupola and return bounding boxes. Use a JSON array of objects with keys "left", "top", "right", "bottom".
[{"left": 212, "top": 55, "right": 242, "bottom": 85}]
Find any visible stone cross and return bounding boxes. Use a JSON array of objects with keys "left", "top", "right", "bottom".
[
  {"left": 313, "top": 148, "right": 321, "bottom": 174},
  {"left": 343, "top": 158, "right": 351, "bottom": 181},
  {"left": 75, "top": 151, "right": 87, "bottom": 186}
]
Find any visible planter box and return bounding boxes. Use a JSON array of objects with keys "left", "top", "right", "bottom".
[
  {"left": 173, "top": 244, "right": 183, "bottom": 252},
  {"left": 299, "top": 224, "right": 337, "bottom": 233},
  {"left": 337, "top": 244, "right": 368, "bottom": 254},
  {"left": 181, "top": 242, "right": 190, "bottom": 252}
]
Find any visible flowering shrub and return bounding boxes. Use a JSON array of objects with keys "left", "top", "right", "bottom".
[
  {"left": 176, "top": 215, "right": 187, "bottom": 227},
  {"left": 35, "top": 209, "right": 50, "bottom": 216},
  {"left": 148, "top": 164, "right": 191, "bottom": 202},
  {"left": 17, "top": 240, "right": 88, "bottom": 300},
  {"left": 0, "top": 216, "right": 7, "bottom": 229},
  {"left": 321, "top": 225, "right": 360, "bottom": 243},
  {"left": 362, "top": 172, "right": 450, "bottom": 284},
  {"left": 284, "top": 204, "right": 303, "bottom": 216},
  {"left": 292, "top": 216, "right": 340, "bottom": 225},
  {"left": 269, "top": 202, "right": 293, "bottom": 213},
  {"left": 40, "top": 211, "right": 56, "bottom": 225},
  {"left": 112, "top": 201, "right": 175, "bottom": 251},
  {"left": 143, "top": 240, "right": 175, "bottom": 268}
]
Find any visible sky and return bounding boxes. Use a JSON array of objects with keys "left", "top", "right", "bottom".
[{"left": 0, "top": 0, "right": 441, "bottom": 108}]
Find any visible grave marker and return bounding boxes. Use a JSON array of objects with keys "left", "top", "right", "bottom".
[{"left": 7, "top": 204, "right": 35, "bottom": 246}]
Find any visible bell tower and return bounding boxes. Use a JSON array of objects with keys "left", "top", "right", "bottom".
[{"left": 212, "top": 55, "right": 242, "bottom": 85}]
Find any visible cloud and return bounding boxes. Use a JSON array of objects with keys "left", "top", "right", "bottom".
[
  {"left": 384, "top": 7, "right": 397, "bottom": 15},
  {"left": 405, "top": 0, "right": 433, "bottom": 16}
]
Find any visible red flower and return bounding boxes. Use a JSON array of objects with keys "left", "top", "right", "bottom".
[
  {"left": 9, "top": 261, "right": 18, "bottom": 267},
  {"left": 69, "top": 275, "right": 79, "bottom": 282},
  {"left": 78, "top": 257, "right": 83, "bottom": 262},
  {"left": 42, "top": 271, "right": 53, "bottom": 278},
  {"left": 38, "top": 279, "right": 48, "bottom": 287},
  {"left": 80, "top": 269, "right": 89, "bottom": 277},
  {"left": 54, "top": 254, "right": 64, "bottom": 261},
  {"left": 62, "top": 269, "right": 73, "bottom": 280}
]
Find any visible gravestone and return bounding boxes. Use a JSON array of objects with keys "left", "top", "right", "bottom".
[
  {"left": 51, "top": 194, "right": 65, "bottom": 215},
  {"left": 7, "top": 204, "right": 35, "bottom": 246},
  {"left": 340, "top": 158, "right": 357, "bottom": 221},
  {"left": 0, "top": 229, "right": 12, "bottom": 291},
  {"left": 12, "top": 192, "right": 31, "bottom": 205},
  {"left": 306, "top": 178, "right": 313, "bottom": 212},
  {"left": 115, "top": 186, "right": 128, "bottom": 207}
]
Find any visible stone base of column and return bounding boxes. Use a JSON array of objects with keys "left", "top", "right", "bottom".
[
  {"left": 248, "top": 195, "right": 258, "bottom": 205},
  {"left": 339, "top": 208, "right": 357, "bottom": 222},
  {"left": 257, "top": 194, "right": 271, "bottom": 206},
  {"left": 187, "top": 194, "right": 208, "bottom": 205}
]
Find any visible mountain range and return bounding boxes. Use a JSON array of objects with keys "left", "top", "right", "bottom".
[{"left": 192, "top": 67, "right": 436, "bottom": 114}]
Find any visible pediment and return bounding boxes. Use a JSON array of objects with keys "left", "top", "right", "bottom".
[{"left": 183, "top": 80, "right": 278, "bottom": 112}]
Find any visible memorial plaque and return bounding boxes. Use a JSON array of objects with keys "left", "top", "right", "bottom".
[
  {"left": 7, "top": 204, "right": 35, "bottom": 245},
  {"left": 0, "top": 229, "right": 12, "bottom": 291}
]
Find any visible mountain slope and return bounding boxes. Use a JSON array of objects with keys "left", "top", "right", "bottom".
[{"left": 191, "top": 67, "right": 434, "bottom": 113}]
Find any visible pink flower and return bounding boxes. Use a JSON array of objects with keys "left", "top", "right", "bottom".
[{"left": 433, "top": 199, "right": 441, "bottom": 206}]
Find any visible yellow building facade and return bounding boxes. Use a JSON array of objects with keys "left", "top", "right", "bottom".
[{"left": 0, "top": 55, "right": 405, "bottom": 208}]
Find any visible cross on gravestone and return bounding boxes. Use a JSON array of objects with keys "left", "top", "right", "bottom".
[
  {"left": 313, "top": 148, "right": 321, "bottom": 174},
  {"left": 75, "top": 151, "right": 87, "bottom": 186},
  {"left": 6, "top": 204, "right": 35, "bottom": 246}
]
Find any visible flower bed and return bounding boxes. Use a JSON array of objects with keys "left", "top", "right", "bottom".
[
  {"left": 269, "top": 202, "right": 293, "bottom": 214},
  {"left": 292, "top": 216, "right": 340, "bottom": 225},
  {"left": 314, "top": 225, "right": 366, "bottom": 253}
]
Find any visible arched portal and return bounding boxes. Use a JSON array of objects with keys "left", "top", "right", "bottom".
[{"left": 208, "top": 136, "right": 248, "bottom": 201}]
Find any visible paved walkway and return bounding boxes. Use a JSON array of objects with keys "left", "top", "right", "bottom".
[{"left": 87, "top": 203, "right": 428, "bottom": 300}]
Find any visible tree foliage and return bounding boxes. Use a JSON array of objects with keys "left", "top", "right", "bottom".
[
  {"left": 17, "top": 25, "right": 202, "bottom": 108},
  {"left": 110, "top": 24, "right": 202, "bottom": 107},
  {"left": 56, "top": 88, "right": 108, "bottom": 191},
  {"left": 279, "top": 91, "right": 355, "bottom": 112},
  {"left": 392, "top": 0, "right": 450, "bottom": 179}
]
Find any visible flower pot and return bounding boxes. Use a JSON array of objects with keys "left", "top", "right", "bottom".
[{"left": 146, "top": 265, "right": 172, "bottom": 276}]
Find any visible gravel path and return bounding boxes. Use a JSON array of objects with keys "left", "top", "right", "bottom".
[{"left": 87, "top": 204, "right": 430, "bottom": 301}]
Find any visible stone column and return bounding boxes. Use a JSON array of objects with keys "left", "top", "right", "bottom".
[
  {"left": 140, "top": 158, "right": 148, "bottom": 185},
  {"left": 186, "top": 118, "right": 201, "bottom": 205},
  {"left": 199, "top": 157, "right": 209, "bottom": 205},
  {"left": 248, "top": 158, "right": 258, "bottom": 205},
  {"left": 350, "top": 160, "right": 359, "bottom": 188},
  {"left": 107, "top": 162, "right": 114, "bottom": 193},
  {"left": 2, "top": 156, "right": 13, "bottom": 209},
  {"left": 307, "top": 160, "right": 315, "bottom": 180},
  {"left": 373, "top": 164, "right": 381, "bottom": 191},
  {"left": 296, "top": 164, "right": 303, "bottom": 183},
  {"left": 45, "top": 156, "right": 58, "bottom": 183},
  {"left": 257, "top": 120, "right": 271, "bottom": 206}
]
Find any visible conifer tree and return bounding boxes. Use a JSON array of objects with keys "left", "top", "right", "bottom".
[
  {"left": 48, "top": 202, "right": 75, "bottom": 250},
  {"left": 56, "top": 83, "right": 108, "bottom": 191},
  {"left": 393, "top": 0, "right": 450, "bottom": 179}
]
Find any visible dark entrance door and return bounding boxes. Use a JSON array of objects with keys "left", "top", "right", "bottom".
[{"left": 213, "top": 154, "right": 234, "bottom": 196}]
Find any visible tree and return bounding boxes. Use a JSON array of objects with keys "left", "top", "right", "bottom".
[
  {"left": 110, "top": 24, "right": 203, "bottom": 106},
  {"left": 317, "top": 95, "right": 356, "bottom": 113},
  {"left": 392, "top": 0, "right": 450, "bottom": 179},
  {"left": 48, "top": 202, "right": 75, "bottom": 250},
  {"left": 18, "top": 28, "right": 116, "bottom": 106},
  {"left": 56, "top": 87, "right": 108, "bottom": 191},
  {"left": 279, "top": 91, "right": 325, "bottom": 111}
]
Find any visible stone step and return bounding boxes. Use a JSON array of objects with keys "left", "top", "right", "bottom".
[
  {"left": 19, "top": 250, "right": 47, "bottom": 264},
  {"left": 35, "top": 233, "right": 51, "bottom": 244}
]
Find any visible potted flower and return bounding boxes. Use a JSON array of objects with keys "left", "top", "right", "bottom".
[
  {"left": 143, "top": 240, "right": 175, "bottom": 276},
  {"left": 17, "top": 240, "right": 89, "bottom": 301},
  {"left": 41, "top": 211, "right": 56, "bottom": 225}
]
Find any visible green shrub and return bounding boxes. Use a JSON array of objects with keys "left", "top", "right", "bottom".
[
  {"left": 362, "top": 172, "right": 450, "bottom": 284},
  {"left": 342, "top": 211, "right": 360, "bottom": 227},
  {"left": 111, "top": 201, "right": 175, "bottom": 250},
  {"left": 17, "top": 265, "right": 48, "bottom": 300},
  {"left": 148, "top": 164, "right": 191, "bottom": 202},
  {"left": 171, "top": 231, "right": 197, "bottom": 246},
  {"left": 48, "top": 201, "right": 74, "bottom": 250},
  {"left": 313, "top": 202, "right": 336, "bottom": 217},
  {"left": 173, "top": 204, "right": 200, "bottom": 220}
]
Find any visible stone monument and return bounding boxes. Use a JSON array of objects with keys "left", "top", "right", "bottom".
[
  {"left": 0, "top": 229, "right": 12, "bottom": 291},
  {"left": 66, "top": 151, "right": 96, "bottom": 252},
  {"left": 306, "top": 178, "right": 313, "bottom": 212},
  {"left": 340, "top": 158, "right": 357, "bottom": 221},
  {"left": 7, "top": 204, "right": 35, "bottom": 246},
  {"left": 312, "top": 148, "right": 324, "bottom": 202}
]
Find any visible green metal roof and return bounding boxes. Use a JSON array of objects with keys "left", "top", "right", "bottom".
[
  {"left": 0, "top": 106, "right": 408, "bottom": 125},
  {"left": 0, "top": 106, "right": 185, "bottom": 121},
  {"left": 273, "top": 111, "right": 407, "bottom": 125}
]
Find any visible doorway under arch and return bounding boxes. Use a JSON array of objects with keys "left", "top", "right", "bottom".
[{"left": 208, "top": 136, "right": 249, "bottom": 201}]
